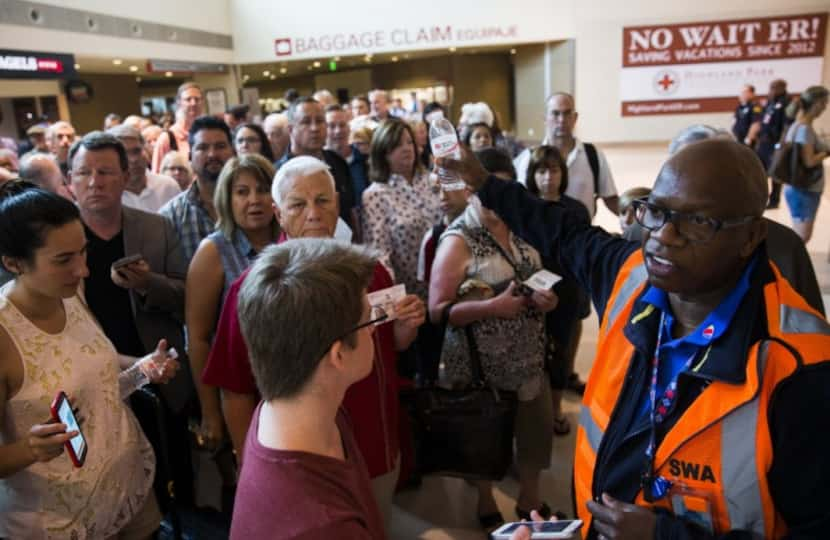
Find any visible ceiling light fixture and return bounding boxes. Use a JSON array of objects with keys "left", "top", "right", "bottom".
[
  {"left": 112, "top": 59, "right": 123, "bottom": 65},
  {"left": 164, "top": 71, "right": 173, "bottom": 77},
  {"left": 129, "top": 65, "right": 138, "bottom": 72}
]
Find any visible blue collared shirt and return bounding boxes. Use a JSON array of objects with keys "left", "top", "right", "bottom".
[{"left": 635, "top": 254, "right": 760, "bottom": 421}]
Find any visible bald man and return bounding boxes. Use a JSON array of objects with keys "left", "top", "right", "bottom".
[
  {"left": 440, "top": 139, "right": 830, "bottom": 539},
  {"left": 45, "top": 121, "right": 76, "bottom": 176},
  {"left": 18, "top": 153, "right": 73, "bottom": 200}
]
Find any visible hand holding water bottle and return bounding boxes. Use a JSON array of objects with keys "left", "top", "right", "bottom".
[
  {"left": 138, "top": 339, "right": 180, "bottom": 385},
  {"left": 429, "top": 117, "right": 467, "bottom": 191}
]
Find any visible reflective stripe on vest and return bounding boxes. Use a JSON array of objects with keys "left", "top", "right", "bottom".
[
  {"left": 780, "top": 304, "right": 830, "bottom": 336},
  {"left": 579, "top": 405, "right": 604, "bottom": 453},
  {"left": 605, "top": 263, "right": 648, "bottom": 331},
  {"left": 720, "top": 341, "right": 771, "bottom": 536}
]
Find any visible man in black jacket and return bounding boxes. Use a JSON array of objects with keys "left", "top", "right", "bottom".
[{"left": 438, "top": 139, "right": 830, "bottom": 539}]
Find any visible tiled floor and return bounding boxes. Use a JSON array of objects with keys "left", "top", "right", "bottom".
[{"left": 390, "top": 142, "right": 830, "bottom": 539}]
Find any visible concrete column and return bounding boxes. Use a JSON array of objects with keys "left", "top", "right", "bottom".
[{"left": 513, "top": 40, "right": 575, "bottom": 145}]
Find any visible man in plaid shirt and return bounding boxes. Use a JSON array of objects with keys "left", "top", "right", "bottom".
[{"left": 160, "top": 116, "right": 235, "bottom": 263}]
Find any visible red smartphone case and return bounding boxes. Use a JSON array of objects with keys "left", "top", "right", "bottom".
[{"left": 50, "top": 391, "right": 86, "bottom": 467}]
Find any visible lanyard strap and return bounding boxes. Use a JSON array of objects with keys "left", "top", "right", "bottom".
[{"left": 642, "top": 311, "right": 699, "bottom": 501}]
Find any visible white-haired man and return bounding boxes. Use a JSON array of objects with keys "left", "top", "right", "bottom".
[
  {"left": 203, "top": 155, "right": 425, "bottom": 525},
  {"left": 369, "top": 89, "right": 390, "bottom": 122},
  {"left": 262, "top": 112, "right": 290, "bottom": 162}
]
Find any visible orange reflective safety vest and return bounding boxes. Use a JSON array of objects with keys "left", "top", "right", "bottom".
[{"left": 575, "top": 251, "right": 830, "bottom": 538}]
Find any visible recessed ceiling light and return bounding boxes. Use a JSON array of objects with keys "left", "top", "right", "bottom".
[
  {"left": 135, "top": 76, "right": 142, "bottom": 83},
  {"left": 280, "top": 67, "right": 287, "bottom": 74},
  {"left": 391, "top": 56, "right": 399, "bottom": 62},
  {"left": 510, "top": 48, "right": 517, "bottom": 55},
  {"left": 364, "top": 56, "right": 372, "bottom": 63},
  {"left": 129, "top": 65, "right": 138, "bottom": 72},
  {"left": 333, "top": 56, "right": 341, "bottom": 62},
  {"left": 263, "top": 70, "right": 270, "bottom": 76},
  {"left": 313, "top": 61, "right": 321, "bottom": 68},
  {"left": 270, "top": 74, "right": 276, "bottom": 80},
  {"left": 74, "top": 63, "right": 80, "bottom": 69},
  {"left": 112, "top": 59, "right": 123, "bottom": 65},
  {"left": 164, "top": 71, "right": 173, "bottom": 77},
  {"left": 449, "top": 47, "right": 456, "bottom": 52}
]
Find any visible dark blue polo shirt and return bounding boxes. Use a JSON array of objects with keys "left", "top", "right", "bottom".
[{"left": 634, "top": 254, "right": 760, "bottom": 421}]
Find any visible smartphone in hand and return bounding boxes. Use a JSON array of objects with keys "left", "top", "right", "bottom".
[
  {"left": 492, "top": 520, "right": 582, "bottom": 539},
  {"left": 50, "top": 391, "right": 87, "bottom": 467},
  {"left": 112, "top": 253, "right": 144, "bottom": 270}
]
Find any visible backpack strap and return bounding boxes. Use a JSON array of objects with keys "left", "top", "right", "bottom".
[{"left": 583, "top": 142, "right": 600, "bottom": 198}]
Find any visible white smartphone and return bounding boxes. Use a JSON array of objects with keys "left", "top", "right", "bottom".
[{"left": 491, "top": 520, "right": 583, "bottom": 539}]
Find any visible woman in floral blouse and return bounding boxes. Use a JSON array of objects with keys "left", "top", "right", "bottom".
[{"left": 362, "top": 118, "right": 442, "bottom": 299}]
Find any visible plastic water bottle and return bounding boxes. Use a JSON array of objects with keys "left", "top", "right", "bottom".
[
  {"left": 429, "top": 118, "right": 467, "bottom": 191},
  {"left": 118, "top": 348, "right": 177, "bottom": 399}
]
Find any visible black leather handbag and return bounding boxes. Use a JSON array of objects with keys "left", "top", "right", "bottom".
[{"left": 410, "top": 326, "right": 518, "bottom": 481}]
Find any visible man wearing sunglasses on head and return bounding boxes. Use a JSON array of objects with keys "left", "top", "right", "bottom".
[{"left": 438, "top": 138, "right": 830, "bottom": 540}]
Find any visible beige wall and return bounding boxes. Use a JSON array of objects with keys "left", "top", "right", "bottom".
[
  {"left": 67, "top": 74, "right": 142, "bottom": 134},
  {"left": 314, "top": 69, "right": 373, "bottom": 102},
  {"left": 451, "top": 53, "right": 514, "bottom": 132},
  {"left": 194, "top": 72, "right": 241, "bottom": 107}
]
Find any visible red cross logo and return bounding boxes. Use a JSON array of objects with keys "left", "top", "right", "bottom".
[{"left": 653, "top": 70, "right": 680, "bottom": 95}]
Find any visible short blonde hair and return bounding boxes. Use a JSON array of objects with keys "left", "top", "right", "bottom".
[{"left": 214, "top": 154, "right": 277, "bottom": 239}]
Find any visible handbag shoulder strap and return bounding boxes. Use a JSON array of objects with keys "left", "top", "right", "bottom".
[
  {"left": 442, "top": 301, "right": 486, "bottom": 386},
  {"left": 464, "top": 325, "right": 486, "bottom": 386}
]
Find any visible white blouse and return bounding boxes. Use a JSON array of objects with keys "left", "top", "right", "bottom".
[{"left": 362, "top": 170, "right": 442, "bottom": 298}]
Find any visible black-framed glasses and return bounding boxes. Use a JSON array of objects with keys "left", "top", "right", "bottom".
[
  {"left": 328, "top": 305, "right": 389, "bottom": 348},
  {"left": 631, "top": 199, "right": 756, "bottom": 244}
]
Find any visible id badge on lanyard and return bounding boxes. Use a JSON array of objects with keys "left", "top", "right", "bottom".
[{"left": 670, "top": 483, "right": 717, "bottom": 535}]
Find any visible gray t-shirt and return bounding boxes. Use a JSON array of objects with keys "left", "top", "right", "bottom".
[{"left": 785, "top": 122, "right": 826, "bottom": 193}]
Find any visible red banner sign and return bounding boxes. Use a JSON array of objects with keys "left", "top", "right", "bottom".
[{"left": 621, "top": 12, "right": 828, "bottom": 115}]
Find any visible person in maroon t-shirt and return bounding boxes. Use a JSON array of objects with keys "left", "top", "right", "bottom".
[
  {"left": 202, "top": 156, "right": 425, "bottom": 520},
  {"left": 230, "top": 238, "right": 387, "bottom": 539}
]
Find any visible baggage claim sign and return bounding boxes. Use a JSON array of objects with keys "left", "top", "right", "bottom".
[{"left": 620, "top": 13, "right": 828, "bottom": 116}]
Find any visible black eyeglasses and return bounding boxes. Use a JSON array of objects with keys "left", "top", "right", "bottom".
[
  {"left": 327, "top": 305, "right": 389, "bottom": 350},
  {"left": 631, "top": 199, "right": 756, "bottom": 244}
]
